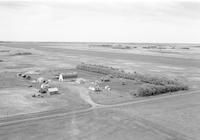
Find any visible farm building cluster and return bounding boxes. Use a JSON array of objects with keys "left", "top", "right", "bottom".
[
  {"left": 16, "top": 69, "right": 117, "bottom": 98},
  {"left": 15, "top": 63, "right": 188, "bottom": 99}
]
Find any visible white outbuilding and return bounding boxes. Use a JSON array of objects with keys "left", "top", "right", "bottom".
[
  {"left": 76, "top": 78, "right": 86, "bottom": 84},
  {"left": 59, "top": 73, "right": 64, "bottom": 82},
  {"left": 37, "top": 77, "right": 45, "bottom": 83},
  {"left": 88, "top": 86, "right": 101, "bottom": 92},
  {"left": 105, "top": 85, "right": 111, "bottom": 91},
  {"left": 48, "top": 88, "right": 59, "bottom": 95}
]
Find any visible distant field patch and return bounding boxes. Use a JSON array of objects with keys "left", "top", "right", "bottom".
[
  {"left": 158, "top": 65, "right": 184, "bottom": 70},
  {"left": 90, "top": 44, "right": 131, "bottom": 50},
  {"left": 5, "top": 64, "right": 34, "bottom": 69},
  {"left": 188, "top": 77, "right": 200, "bottom": 81},
  {"left": 149, "top": 69, "right": 161, "bottom": 72},
  {"left": 151, "top": 50, "right": 180, "bottom": 54},
  {"left": 0, "top": 50, "right": 10, "bottom": 52}
]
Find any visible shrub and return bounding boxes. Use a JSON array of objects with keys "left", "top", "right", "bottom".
[
  {"left": 0, "top": 50, "right": 10, "bottom": 52},
  {"left": 137, "top": 84, "right": 188, "bottom": 97}
]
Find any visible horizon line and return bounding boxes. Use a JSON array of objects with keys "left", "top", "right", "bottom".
[{"left": 0, "top": 41, "right": 199, "bottom": 45}]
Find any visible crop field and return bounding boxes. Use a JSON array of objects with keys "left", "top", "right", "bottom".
[{"left": 0, "top": 42, "right": 200, "bottom": 140}]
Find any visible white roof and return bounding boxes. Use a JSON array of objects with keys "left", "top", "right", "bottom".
[
  {"left": 48, "top": 88, "right": 58, "bottom": 92},
  {"left": 37, "top": 77, "right": 45, "bottom": 82}
]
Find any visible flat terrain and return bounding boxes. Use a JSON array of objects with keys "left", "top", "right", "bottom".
[
  {"left": 0, "top": 90, "right": 200, "bottom": 140},
  {"left": 0, "top": 42, "right": 200, "bottom": 140}
]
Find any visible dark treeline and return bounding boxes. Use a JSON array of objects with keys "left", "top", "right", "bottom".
[
  {"left": 137, "top": 84, "right": 188, "bottom": 96},
  {"left": 76, "top": 63, "right": 188, "bottom": 96},
  {"left": 77, "top": 63, "right": 181, "bottom": 85},
  {"left": 10, "top": 52, "right": 32, "bottom": 56}
]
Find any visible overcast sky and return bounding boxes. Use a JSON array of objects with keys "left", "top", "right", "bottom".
[{"left": 0, "top": 0, "right": 200, "bottom": 43}]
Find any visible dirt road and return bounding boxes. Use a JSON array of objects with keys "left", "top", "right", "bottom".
[
  {"left": 1, "top": 90, "right": 200, "bottom": 140},
  {"left": 0, "top": 89, "right": 198, "bottom": 127},
  {"left": 70, "top": 85, "right": 104, "bottom": 108}
]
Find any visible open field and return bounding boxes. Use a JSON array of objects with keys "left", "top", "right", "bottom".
[
  {"left": 0, "top": 42, "right": 200, "bottom": 140},
  {"left": 0, "top": 90, "right": 200, "bottom": 140}
]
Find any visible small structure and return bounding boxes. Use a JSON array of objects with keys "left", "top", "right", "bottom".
[
  {"left": 108, "top": 74, "right": 114, "bottom": 78},
  {"left": 62, "top": 72, "right": 78, "bottom": 79},
  {"left": 88, "top": 86, "right": 101, "bottom": 92},
  {"left": 25, "top": 75, "right": 31, "bottom": 80},
  {"left": 39, "top": 88, "right": 47, "bottom": 94},
  {"left": 59, "top": 73, "right": 64, "bottom": 82},
  {"left": 24, "top": 71, "right": 40, "bottom": 75},
  {"left": 17, "top": 73, "right": 32, "bottom": 80},
  {"left": 31, "top": 80, "right": 37, "bottom": 83},
  {"left": 48, "top": 88, "right": 59, "bottom": 95},
  {"left": 56, "top": 72, "right": 78, "bottom": 80},
  {"left": 105, "top": 85, "right": 111, "bottom": 91},
  {"left": 94, "top": 80, "right": 101, "bottom": 85},
  {"left": 122, "top": 81, "right": 126, "bottom": 85},
  {"left": 89, "top": 86, "right": 95, "bottom": 91},
  {"left": 76, "top": 78, "right": 86, "bottom": 84},
  {"left": 32, "top": 92, "right": 41, "bottom": 97},
  {"left": 41, "top": 83, "right": 50, "bottom": 89},
  {"left": 101, "top": 76, "right": 110, "bottom": 82},
  {"left": 17, "top": 73, "right": 22, "bottom": 77},
  {"left": 37, "top": 77, "right": 45, "bottom": 83},
  {"left": 21, "top": 74, "right": 26, "bottom": 78}
]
